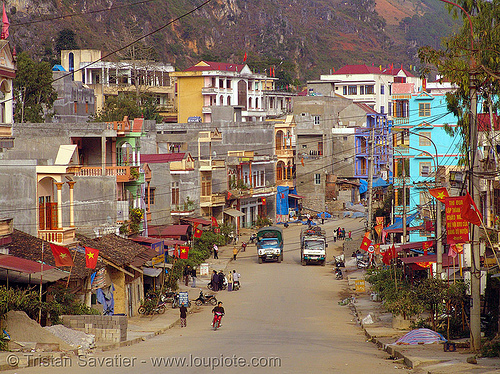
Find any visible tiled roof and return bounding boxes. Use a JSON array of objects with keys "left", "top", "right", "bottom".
[
  {"left": 184, "top": 61, "right": 245, "bottom": 73},
  {"left": 141, "top": 153, "right": 186, "bottom": 163},
  {"left": 354, "top": 102, "right": 379, "bottom": 114},
  {"left": 7, "top": 230, "right": 101, "bottom": 279},
  {"left": 148, "top": 225, "right": 190, "bottom": 238}
]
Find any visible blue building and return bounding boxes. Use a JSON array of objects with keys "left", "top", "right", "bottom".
[{"left": 391, "top": 83, "right": 460, "bottom": 243}]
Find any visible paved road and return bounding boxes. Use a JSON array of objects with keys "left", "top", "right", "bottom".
[{"left": 17, "top": 218, "right": 409, "bottom": 373}]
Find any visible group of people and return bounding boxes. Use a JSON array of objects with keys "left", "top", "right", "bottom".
[
  {"left": 183, "top": 265, "right": 197, "bottom": 287},
  {"left": 333, "top": 227, "right": 351, "bottom": 242},
  {"left": 210, "top": 269, "right": 241, "bottom": 291}
]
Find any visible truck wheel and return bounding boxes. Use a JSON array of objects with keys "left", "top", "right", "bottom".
[
  {"left": 321, "top": 260, "right": 326, "bottom": 266},
  {"left": 301, "top": 259, "right": 306, "bottom": 266},
  {"left": 258, "top": 257, "right": 263, "bottom": 264},
  {"left": 277, "top": 256, "right": 282, "bottom": 263}
]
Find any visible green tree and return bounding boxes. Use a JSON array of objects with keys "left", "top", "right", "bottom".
[
  {"left": 14, "top": 52, "right": 57, "bottom": 123},
  {"left": 55, "top": 29, "right": 79, "bottom": 54}
]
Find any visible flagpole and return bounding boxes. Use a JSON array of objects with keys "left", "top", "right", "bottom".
[{"left": 38, "top": 242, "right": 44, "bottom": 324}]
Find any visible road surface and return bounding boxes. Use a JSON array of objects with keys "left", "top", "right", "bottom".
[{"left": 16, "top": 218, "right": 409, "bottom": 373}]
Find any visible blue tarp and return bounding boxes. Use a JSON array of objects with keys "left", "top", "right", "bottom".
[
  {"left": 359, "top": 179, "right": 368, "bottom": 194},
  {"left": 373, "top": 177, "right": 389, "bottom": 188},
  {"left": 385, "top": 212, "right": 419, "bottom": 230},
  {"left": 276, "top": 186, "right": 289, "bottom": 215}
]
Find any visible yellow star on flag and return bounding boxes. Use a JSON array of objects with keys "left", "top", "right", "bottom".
[
  {"left": 87, "top": 252, "right": 95, "bottom": 259},
  {"left": 437, "top": 192, "right": 445, "bottom": 199},
  {"left": 59, "top": 253, "right": 67, "bottom": 258}
]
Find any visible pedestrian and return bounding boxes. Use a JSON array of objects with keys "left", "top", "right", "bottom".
[
  {"left": 333, "top": 230, "right": 337, "bottom": 242},
  {"left": 232, "top": 270, "right": 241, "bottom": 289},
  {"left": 342, "top": 228, "right": 346, "bottom": 240},
  {"left": 211, "top": 270, "right": 219, "bottom": 292},
  {"left": 180, "top": 304, "right": 188, "bottom": 328},
  {"left": 183, "top": 265, "right": 191, "bottom": 286},
  {"left": 213, "top": 244, "right": 219, "bottom": 259},
  {"left": 233, "top": 247, "right": 238, "bottom": 261},
  {"left": 191, "top": 266, "right": 197, "bottom": 288},
  {"left": 337, "top": 227, "right": 341, "bottom": 240},
  {"left": 218, "top": 270, "right": 225, "bottom": 290},
  {"left": 321, "top": 213, "right": 325, "bottom": 225},
  {"left": 348, "top": 231, "right": 352, "bottom": 239},
  {"left": 227, "top": 271, "right": 233, "bottom": 291}
]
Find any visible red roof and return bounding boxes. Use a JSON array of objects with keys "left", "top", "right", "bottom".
[
  {"left": 148, "top": 225, "right": 190, "bottom": 238},
  {"left": 181, "top": 217, "right": 212, "bottom": 226},
  {"left": 184, "top": 61, "right": 245, "bottom": 73},
  {"left": 332, "top": 64, "right": 415, "bottom": 77},
  {"left": 478, "top": 113, "right": 500, "bottom": 131},
  {"left": 0, "top": 254, "right": 55, "bottom": 273},
  {"left": 129, "top": 236, "right": 164, "bottom": 245},
  {"left": 141, "top": 153, "right": 186, "bottom": 163},
  {"left": 354, "top": 102, "right": 378, "bottom": 114}
]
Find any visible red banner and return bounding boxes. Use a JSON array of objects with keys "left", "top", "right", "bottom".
[
  {"left": 179, "top": 246, "right": 190, "bottom": 259},
  {"left": 376, "top": 216, "right": 384, "bottom": 225},
  {"left": 445, "top": 196, "right": 469, "bottom": 244}
]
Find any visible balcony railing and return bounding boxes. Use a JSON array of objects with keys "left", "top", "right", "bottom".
[
  {"left": 275, "top": 149, "right": 294, "bottom": 157},
  {"left": 393, "top": 117, "right": 410, "bottom": 125},
  {"left": 38, "top": 227, "right": 76, "bottom": 246},
  {"left": 74, "top": 166, "right": 140, "bottom": 183},
  {"left": 170, "top": 159, "right": 195, "bottom": 171},
  {"left": 200, "top": 193, "right": 226, "bottom": 207},
  {"left": 199, "top": 160, "right": 225, "bottom": 170}
]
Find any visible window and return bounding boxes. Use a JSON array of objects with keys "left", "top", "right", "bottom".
[
  {"left": 394, "top": 158, "right": 410, "bottom": 177},
  {"left": 388, "top": 102, "right": 392, "bottom": 116},
  {"left": 348, "top": 85, "right": 357, "bottom": 95},
  {"left": 365, "top": 85, "right": 374, "bottom": 94},
  {"left": 395, "top": 187, "right": 410, "bottom": 206},
  {"left": 171, "top": 182, "right": 179, "bottom": 206},
  {"left": 313, "top": 115, "right": 320, "bottom": 125},
  {"left": 318, "top": 141, "right": 323, "bottom": 156},
  {"left": 201, "top": 173, "right": 212, "bottom": 196},
  {"left": 419, "top": 132, "right": 432, "bottom": 146},
  {"left": 419, "top": 102, "right": 431, "bottom": 117},
  {"left": 360, "top": 85, "right": 364, "bottom": 95},
  {"left": 380, "top": 106, "right": 385, "bottom": 114},
  {"left": 314, "top": 173, "right": 321, "bottom": 185},
  {"left": 419, "top": 162, "right": 431, "bottom": 177},
  {"left": 227, "top": 80, "right": 231, "bottom": 89},
  {"left": 380, "top": 84, "right": 385, "bottom": 95},
  {"left": 145, "top": 187, "right": 156, "bottom": 205},
  {"left": 343, "top": 86, "right": 347, "bottom": 95}
]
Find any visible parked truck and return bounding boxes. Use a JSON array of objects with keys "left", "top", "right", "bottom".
[
  {"left": 256, "top": 226, "right": 284, "bottom": 264},
  {"left": 300, "top": 226, "right": 327, "bottom": 266}
]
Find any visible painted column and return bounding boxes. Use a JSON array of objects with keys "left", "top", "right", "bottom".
[
  {"left": 101, "top": 136, "right": 106, "bottom": 175},
  {"left": 67, "top": 181, "right": 76, "bottom": 227},
  {"left": 55, "top": 182, "right": 64, "bottom": 229}
]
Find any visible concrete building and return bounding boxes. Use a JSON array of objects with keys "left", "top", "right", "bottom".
[
  {"left": 0, "top": 40, "right": 15, "bottom": 152},
  {"left": 171, "top": 61, "right": 275, "bottom": 123},
  {"left": 50, "top": 66, "right": 96, "bottom": 123},
  {"left": 316, "top": 64, "right": 422, "bottom": 119},
  {"left": 60, "top": 50, "right": 176, "bottom": 121},
  {"left": 391, "top": 83, "right": 460, "bottom": 243},
  {"left": 0, "top": 119, "right": 151, "bottom": 241}
]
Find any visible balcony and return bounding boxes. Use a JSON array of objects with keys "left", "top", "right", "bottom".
[
  {"left": 393, "top": 117, "right": 410, "bottom": 125},
  {"left": 276, "top": 179, "right": 295, "bottom": 188},
  {"left": 170, "top": 159, "right": 195, "bottom": 172},
  {"left": 199, "top": 159, "right": 225, "bottom": 171},
  {"left": 74, "top": 166, "right": 141, "bottom": 183},
  {"left": 393, "top": 177, "right": 411, "bottom": 186},
  {"left": 38, "top": 227, "right": 76, "bottom": 246},
  {"left": 202, "top": 106, "right": 212, "bottom": 114},
  {"left": 275, "top": 148, "right": 294, "bottom": 158},
  {"left": 200, "top": 193, "right": 226, "bottom": 207}
]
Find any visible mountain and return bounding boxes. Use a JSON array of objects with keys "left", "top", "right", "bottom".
[{"left": 8, "top": 0, "right": 460, "bottom": 81}]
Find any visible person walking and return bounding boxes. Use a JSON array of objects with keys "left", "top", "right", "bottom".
[
  {"left": 233, "top": 247, "right": 238, "bottom": 261},
  {"left": 191, "top": 266, "right": 197, "bottom": 288},
  {"left": 211, "top": 270, "right": 219, "bottom": 292},
  {"left": 183, "top": 265, "right": 191, "bottom": 286},
  {"left": 227, "top": 271, "right": 233, "bottom": 292},
  {"left": 348, "top": 230, "right": 352, "bottom": 239},
  {"left": 232, "top": 270, "right": 241, "bottom": 290},
  {"left": 213, "top": 244, "right": 219, "bottom": 259},
  {"left": 179, "top": 304, "right": 188, "bottom": 328},
  {"left": 342, "top": 228, "right": 346, "bottom": 240},
  {"left": 333, "top": 229, "right": 337, "bottom": 242}
]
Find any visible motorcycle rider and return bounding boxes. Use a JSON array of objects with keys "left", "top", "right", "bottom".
[{"left": 212, "top": 301, "right": 225, "bottom": 327}]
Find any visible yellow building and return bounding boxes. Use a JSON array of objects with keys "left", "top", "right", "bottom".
[{"left": 172, "top": 61, "right": 274, "bottom": 123}]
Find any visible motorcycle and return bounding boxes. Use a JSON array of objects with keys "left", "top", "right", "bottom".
[
  {"left": 207, "top": 272, "right": 227, "bottom": 291},
  {"left": 334, "top": 254, "right": 345, "bottom": 268},
  {"left": 249, "top": 233, "right": 257, "bottom": 243},
  {"left": 171, "top": 293, "right": 192, "bottom": 309},
  {"left": 335, "top": 266, "right": 343, "bottom": 280},
  {"left": 212, "top": 312, "right": 224, "bottom": 331},
  {"left": 241, "top": 242, "right": 247, "bottom": 252},
  {"left": 138, "top": 299, "right": 168, "bottom": 315},
  {"left": 195, "top": 290, "right": 218, "bottom": 306}
]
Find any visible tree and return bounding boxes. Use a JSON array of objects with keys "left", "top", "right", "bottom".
[
  {"left": 92, "top": 93, "right": 162, "bottom": 122},
  {"left": 13, "top": 52, "right": 57, "bottom": 123},
  {"left": 55, "top": 29, "right": 79, "bottom": 54}
]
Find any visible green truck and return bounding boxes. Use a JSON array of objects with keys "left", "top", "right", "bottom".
[
  {"left": 300, "top": 226, "right": 327, "bottom": 266},
  {"left": 256, "top": 226, "right": 284, "bottom": 263}
]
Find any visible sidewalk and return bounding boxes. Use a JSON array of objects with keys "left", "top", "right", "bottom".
[{"left": 344, "top": 266, "right": 500, "bottom": 373}]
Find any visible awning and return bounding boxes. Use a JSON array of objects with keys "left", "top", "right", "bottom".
[
  {"left": 224, "top": 208, "right": 244, "bottom": 217},
  {"left": 148, "top": 225, "right": 190, "bottom": 238},
  {"left": 400, "top": 254, "right": 454, "bottom": 267},
  {"left": 0, "top": 254, "right": 69, "bottom": 284},
  {"left": 181, "top": 217, "right": 212, "bottom": 226},
  {"left": 288, "top": 194, "right": 305, "bottom": 199},
  {"left": 384, "top": 213, "right": 419, "bottom": 232},
  {"left": 143, "top": 267, "right": 162, "bottom": 278},
  {"left": 396, "top": 240, "right": 436, "bottom": 252}
]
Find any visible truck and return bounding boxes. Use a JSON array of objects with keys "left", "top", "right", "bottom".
[
  {"left": 256, "top": 226, "right": 284, "bottom": 264},
  {"left": 300, "top": 226, "right": 327, "bottom": 266}
]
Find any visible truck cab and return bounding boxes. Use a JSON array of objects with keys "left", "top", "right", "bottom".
[
  {"left": 300, "top": 227, "right": 327, "bottom": 266},
  {"left": 256, "top": 226, "right": 284, "bottom": 264}
]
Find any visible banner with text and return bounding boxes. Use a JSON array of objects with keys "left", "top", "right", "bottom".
[{"left": 445, "top": 196, "right": 469, "bottom": 244}]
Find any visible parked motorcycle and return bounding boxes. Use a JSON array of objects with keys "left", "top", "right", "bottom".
[
  {"left": 172, "top": 293, "right": 192, "bottom": 309},
  {"left": 138, "top": 299, "right": 168, "bottom": 315},
  {"left": 335, "top": 266, "right": 343, "bottom": 280},
  {"left": 195, "top": 290, "right": 218, "bottom": 306},
  {"left": 334, "top": 254, "right": 345, "bottom": 268}
]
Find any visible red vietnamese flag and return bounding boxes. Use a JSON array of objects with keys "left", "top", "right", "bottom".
[
  {"left": 193, "top": 223, "right": 203, "bottom": 238},
  {"left": 49, "top": 243, "right": 74, "bottom": 267},
  {"left": 373, "top": 243, "right": 381, "bottom": 255},
  {"left": 243, "top": 52, "right": 247, "bottom": 62},
  {"left": 360, "top": 237, "right": 372, "bottom": 252},
  {"left": 461, "top": 192, "right": 483, "bottom": 226},
  {"left": 211, "top": 216, "right": 219, "bottom": 227},
  {"left": 429, "top": 187, "right": 449, "bottom": 203},
  {"left": 84, "top": 246, "right": 99, "bottom": 269},
  {"left": 1, "top": 4, "right": 9, "bottom": 40},
  {"left": 179, "top": 246, "right": 190, "bottom": 259},
  {"left": 422, "top": 240, "right": 433, "bottom": 255},
  {"left": 383, "top": 244, "right": 397, "bottom": 265}
]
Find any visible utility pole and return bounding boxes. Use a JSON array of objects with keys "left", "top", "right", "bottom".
[
  {"left": 367, "top": 126, "right": 375, "bottom": 232},
  {"left": 402, "top": 154, "right": 406, "bottom": 244}
]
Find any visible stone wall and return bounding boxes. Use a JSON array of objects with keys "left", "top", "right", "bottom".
[{"left": 61, "top": 315, "right": 127, "bottom": 343}]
